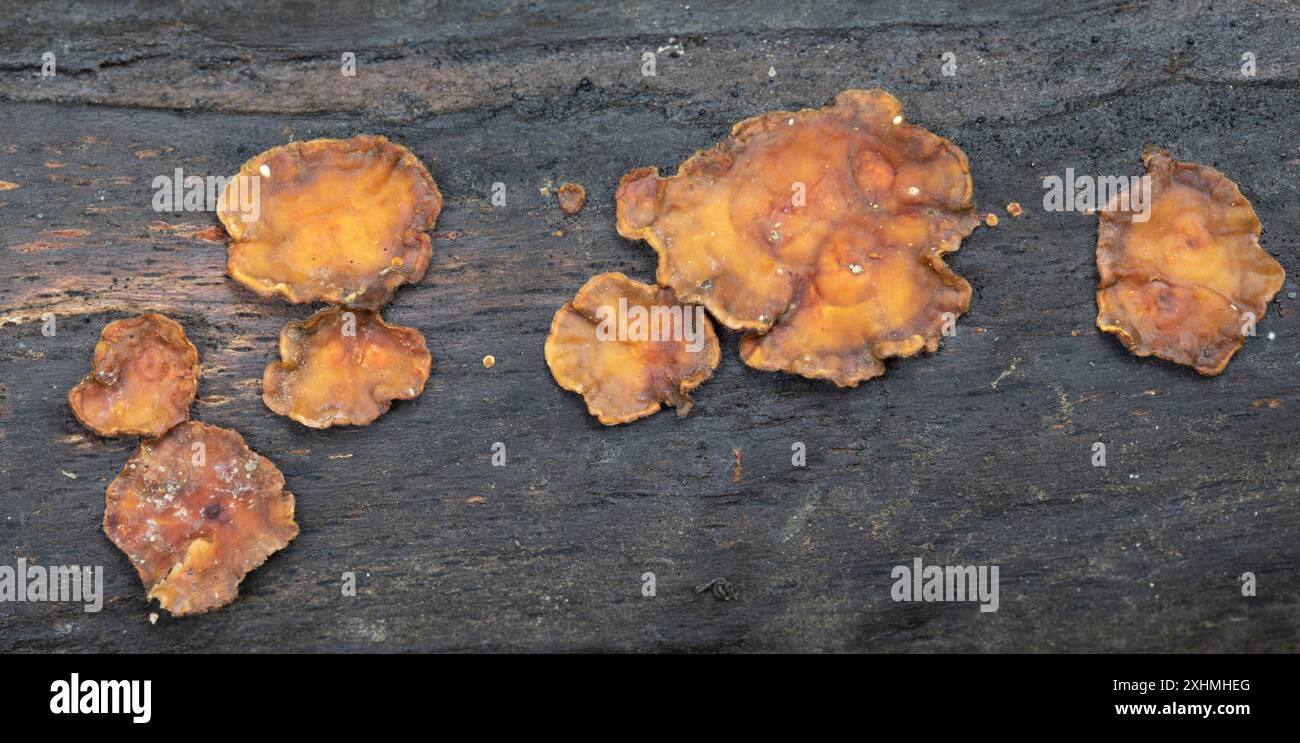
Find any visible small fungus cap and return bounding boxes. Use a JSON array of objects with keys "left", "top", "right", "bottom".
[
  {"left": 67, "top": 313, "right": 199, "bottom": 437},
  {"left": 557, "top": 182, "right": 586, "bottom": 215},
  {"left": 544, "top": 272, "right": 720, "bottom": 425},
  {"left": 263, "top": 306, "right": 431, "bottom": 428},
  {"left": 1096, "top": 148, "right": 1285, "bottom": 375},
  {"left": 103, "top": 422, "right": 298, "bottom": 616}
]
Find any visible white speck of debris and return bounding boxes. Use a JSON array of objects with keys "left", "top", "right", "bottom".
[
  {"left": 258, "top": 164, "right": 271, "bottom": 178},
  {"left": 787, "top": 117, "right": 794, "bottom": 125},
  {"left": 1266, "top": 331, "right": 1275, "bottom": 340},
  {"left": 907, "top": 186, "right": 920, "bottom": 197},
  {"left": 892, "top": 115, "right": 903, "bottom": 125},
  {"left": 149, "top": 613, "right": 159, "bottom": 625},
  {"left": 848, "top": 263, "right": 863, "bottom": 274},
  {"left": 61, "top": 470, "right": 77, "bottom": 479},
  {"left": 657, "top": 38, "right": 684, "bottom": 56},
  {"left": 1129, "top": 473, "right": 1140, "bottom": 479},
  {"left": 769, "top": 66, "right": 777, "bottom": 78},
  {"left": 990, "top": 357, "right": 1020, "bottom": 389}
]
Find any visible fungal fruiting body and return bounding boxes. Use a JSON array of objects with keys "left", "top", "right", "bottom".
[
  {"left": 68, "top": 313, "right": 199, "bottom": 438},
  {"left": 263, "top": 306, "right": 431, "bottom": 428},
  {"left": 1096, "top": 149, "right": 1284, "bottom": 375},
  {"left": 545, "top": 272, "right": 720, "bottom": 424},
  {"left": 219, "top": 135, "right": 442, "bottom": 310},
  {"left": 616, "top": 89, "right": 979, "bottom": 386},
  {"left": 103, "top": 422, "right": 298, "bottom": 615}
]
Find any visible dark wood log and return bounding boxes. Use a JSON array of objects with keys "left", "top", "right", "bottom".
[{"left": 0, "top": 0, "right": 1297, "bottom": 651}]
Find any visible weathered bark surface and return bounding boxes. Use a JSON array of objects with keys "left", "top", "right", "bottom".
[{"left": 0, "top": 0, "right": 1297, "bottom": 652}]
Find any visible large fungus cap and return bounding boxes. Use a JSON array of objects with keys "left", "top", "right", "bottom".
[
  {"left": 103, "top": 422, "right": 298, "bottom": 615},
  {"left": 219, "top": 135, "right": 442, "bottom": 310},
  {"left": 615, "top": 89, "right": 980, "bottom": 386}
]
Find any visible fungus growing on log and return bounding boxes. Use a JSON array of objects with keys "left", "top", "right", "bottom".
[
  {"left": 545, "top": 272, "right": 719, "bottom": 424},
  {"left": 1096, "top": 148, "right": 1284, "bottom": 375},
  {"left": 103, "top": 422, "right": 298, "bottom": 615},
  {"left": 263, "top": 306, "right": 431, "bottom": 428},
  {"left": 68, "top": 314, "right": 199, "bottom": 438},
  {"left": 220, "top": 135, "right": 442, "bottom": 309},
  {"left": 616, "top": 89, "right": 979, "bottom": 386}
]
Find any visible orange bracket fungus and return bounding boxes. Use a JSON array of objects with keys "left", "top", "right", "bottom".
[
  {"left": 219, "top": 135, "right": 442, "bottom": 310},
  {"left": 68, "top": 313, "right": 199, "bottom": 437},
  {"left": 616, "top": 89, "right": 980, "bottom": 386},
  {"left": 1096, "top": 149, "right": 1285, "bottom": 375},
  {"left": 263, "top": 306, "right": 431, "bottom": 428},
  {"left": 104, "top": 422, "right": 298, "bottom": 615},
  {"left": 545, "top": 272, "right": 720, "bottom": 425}
]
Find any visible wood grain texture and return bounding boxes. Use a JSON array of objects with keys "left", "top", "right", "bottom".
[{"left": 0, "top": 0, "right": 1297, "bottom": 652}]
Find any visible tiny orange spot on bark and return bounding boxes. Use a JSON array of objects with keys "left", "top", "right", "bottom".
[{"left": 557, "top": 182, "right": 586, "bottom": 215}]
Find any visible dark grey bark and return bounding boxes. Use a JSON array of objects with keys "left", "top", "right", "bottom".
[{"left": 0, "top": 0, "right": 1297, "bottom": 652}]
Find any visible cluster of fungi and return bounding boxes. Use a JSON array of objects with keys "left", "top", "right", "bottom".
[
  {"left": 547, "top": 89, "right": 983, "bottom": 424},
  {"left": 219, "top": 135, "right": 438, "bottom": 428},
  {"left": 68, "top": 315, "right": 298, "bottom": 616},
  {"left": 546, "top": 90, "right": 1284, "bottom": 425},
  {"left": 69, "top": 136, "right": 441, "bottom": 615},
  {"left": 65, "top": 92, "right": 1285, "bottom": 615}
]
